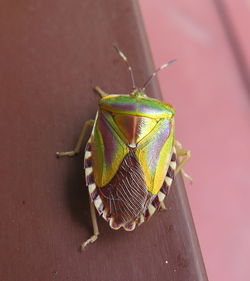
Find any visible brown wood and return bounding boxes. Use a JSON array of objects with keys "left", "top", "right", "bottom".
[{"left": 0, "top": 0, "right": 208, "bottom": 280}]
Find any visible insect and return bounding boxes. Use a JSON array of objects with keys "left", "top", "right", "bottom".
[{"left": 56, "top": 47, "right": 191, "bottom": 250}]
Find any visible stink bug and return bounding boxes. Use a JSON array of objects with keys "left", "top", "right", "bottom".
[{"left": 56, "top": 47, "right": 191, "bottom": 249}]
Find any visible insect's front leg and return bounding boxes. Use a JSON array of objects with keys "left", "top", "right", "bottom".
[
  {"left": 81, "top": 196, "right": 99, "bottom": 250},
  {"left": 56, "top": 119, "right": 94, "bottom": 157},
  {"left": 175, "top": 140, "right": 192, "bottom": 183},
  {"left": 93, "top": 86, "right": 109, "bottom": 98}
]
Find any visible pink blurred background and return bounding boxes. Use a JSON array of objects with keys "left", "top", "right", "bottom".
[{"left": 139, "top": 1, "right": 250, "bottom": 280}]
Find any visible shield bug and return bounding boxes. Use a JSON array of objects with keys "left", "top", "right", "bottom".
[{"left": 56, "top": 47, "right": 191, "bottom": 249}]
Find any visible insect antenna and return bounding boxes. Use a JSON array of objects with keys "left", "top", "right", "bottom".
[
  {"left": 113, "top": 45, "right": 136, "bottom": 90},
  {"left": 142, "top": 59, "right": 176, "bottom": 91}
]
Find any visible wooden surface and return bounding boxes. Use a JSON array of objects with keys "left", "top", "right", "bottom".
[
  {"left": 139, "top": 1, "right": 250, "bottom": 281},
  {"left": 0, "top": 1, "right": 207, "bottom": 280}
]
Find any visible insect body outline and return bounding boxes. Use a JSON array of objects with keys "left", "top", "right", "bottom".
[{"left": 56, "top": 47, "right": 191, "bottom": 249}]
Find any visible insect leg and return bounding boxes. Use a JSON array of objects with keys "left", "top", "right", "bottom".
[
  {"left": 175, "top": 148, "right": 192, "bottom": 183},
  {"left": 93, "top": 86, "right": 109, "bottom": 98},
  {"left": 174, "top": 139, "right": 182, "bottom": 150},
  {"left": 56, "top": 119, "right": 94, "bottom": 157},
  {"left": 160, "top": 201, "right": 167, "bottom": 210},
  {"left": 81, "top": 196, "right": 99, "bottom": 250}
]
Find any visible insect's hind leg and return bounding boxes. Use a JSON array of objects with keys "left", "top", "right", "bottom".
[
  {"left": 93, "top": 86, "right": 109, "bottom": 98},
  {"left": 81, "top": 196, "right": 100, "bottom": 250},
  {"left": 56, "top": 119, "right": 94, "bottom": 157},
  {"left": 160, "top": 201, "right": 167, "bottom": 210},
  {"left": 175, "top": 140, "right": 192, "bottom": 183}
]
